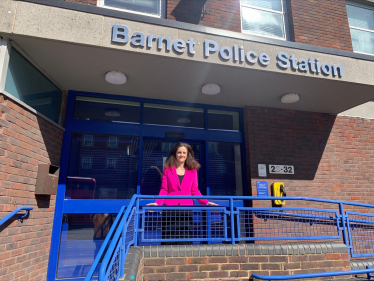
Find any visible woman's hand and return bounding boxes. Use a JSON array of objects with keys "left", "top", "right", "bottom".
[
  {"left": 146, "top": 203, "right": 158, "bottom": 206},
  {"left": 207, "top": 202, "right": 218, "bottom": 206},
  {"left": 146, "top": 202, "right": 158, "bottom": 212}
]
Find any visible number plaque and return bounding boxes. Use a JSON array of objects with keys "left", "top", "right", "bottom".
[{"left": 269, "top": 165, "right": 294, "bottom": 174}]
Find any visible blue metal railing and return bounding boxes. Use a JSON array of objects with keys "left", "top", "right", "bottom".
[
  {"left": 0, "top": 206, "right": 33, "bottom": 226},
  {"left": 84, "top": 195, "right": 374, "bottom": 281}
]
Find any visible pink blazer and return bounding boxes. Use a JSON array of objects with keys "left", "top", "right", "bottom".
[{"left": 155, "top": 166, "right": 209, "bottom": 206}]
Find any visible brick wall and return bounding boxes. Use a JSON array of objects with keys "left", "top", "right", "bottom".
[
  {"left": 244, "top": 106, "right": 374, "bottom": 211},
  {"left": 289, "top": 0, "right": 353, "bottom": 51},
  {"left": 167, "top": 0, "right": 241, "bottom": 32},
  {"left": 0, "top": 94, "right": 64, "bottom": 281},
  {"left": 138, "top": 243, "right": 351, "bottom": 281}
]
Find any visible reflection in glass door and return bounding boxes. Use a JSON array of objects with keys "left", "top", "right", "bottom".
[{"left": 140, "top": 140, "right": 203, "bottom": 196}]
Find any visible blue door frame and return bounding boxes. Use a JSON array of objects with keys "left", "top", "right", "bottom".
[{"left": 47, "top": 90, "right": 248, "bottom": 281}]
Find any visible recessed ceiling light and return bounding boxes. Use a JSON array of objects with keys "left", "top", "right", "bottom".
[
  {"left": 202, "top": 83, "right": 220, "bottom": 95},
  {"left": 105, "top": 71, "right": 127, "bottom": 85},
  {"left": 105, "top": 109, "right": 121, "bottom": 117},
  {"left": 281, "top": 93, "right": 299, "bottom": 104},
  {"left": 177, "top": 118, "right": 191, "bottom": 124}
]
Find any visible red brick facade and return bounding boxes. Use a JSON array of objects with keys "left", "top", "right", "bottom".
[
  {"left": 0, "top": 94, "right": 64, "bottom": 281},
  {"left": 289, "top": 0, "right": 353, "bottom": 51},
  {"left": 244, "top": 106, "right": 374, "bottom": 210},
  {"left": 166, "top": 0, "right": 241, "bottom": 32},
  {"left": 64, "top": 0, "right": 354, "bottom": 51},
  {"left": 141, "top": 251, "right": 350, "bottom": 281}
]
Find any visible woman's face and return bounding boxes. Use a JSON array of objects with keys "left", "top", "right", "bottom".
[{"left": 176, "top": 146, "right": 188, "bottom": 165}]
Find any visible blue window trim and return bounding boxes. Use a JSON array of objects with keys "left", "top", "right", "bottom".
[{"left": 47, "top": 90, "right": 247, "bottom": 280}]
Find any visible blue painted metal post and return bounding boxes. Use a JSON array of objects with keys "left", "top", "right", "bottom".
[
  {"left": 230, "top": 198, "right": 235, "bottom": 244},
  {"left": 134, "top": 199, "right": 139, "bottom": 247},
  {"left": 339, "top": 203, "right": 350, "bottom": 257},
  {"left": 367, "top": 265, "right": 373, "bottom": 280}
]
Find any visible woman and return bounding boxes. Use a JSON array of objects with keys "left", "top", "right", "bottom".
[{"left": 147, "top": 142, "right": 217, "bottom": 244}]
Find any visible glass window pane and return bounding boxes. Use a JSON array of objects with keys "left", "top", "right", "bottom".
[
  {"left": 57, "top": 214, "right": 116, "bottom": 278},
  {"left": 208, "top": 109, "right": 240, "bottom": 131},
  {"left": 4, "top": 48, "right": 62, "bottom": 123},
  {"left": 347, "top": 5, "right": 374, "bottom": 31},
  {"left": 144, "top": 103, "right": 204, "bottom": 128},
  {"left": 74, "top": 96, "right": 140, "bottom": 123},
  {"left": 208, "top": 142, "right": 243, "bottom": 196},
  {"left": 350, "top": 28, "right": 374, "bottom": 55},
  {"left": 241, "top": 0, "right": 282, "bottom": 12},
  {"left": 242, "top": 6, "right": 284, "bottom": 38},
  {"left": 104, "top": 0, "right": 161, "bottom": 16},
  {"left": 66, "top": 133, "right": 139, "bottom": 199}
]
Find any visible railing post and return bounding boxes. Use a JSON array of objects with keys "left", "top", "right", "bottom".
[
  {"left": 230, "top": 198, "right": 235, "bottom": 244},
  {"left": 339, "top": 203, "right": 349, "bottom": 254},
  {"left": 119, "top": 239, "right": 124, "bottom": 278},
  {"left": 134, "top": 197, "right": 139, "bottom": 247}
]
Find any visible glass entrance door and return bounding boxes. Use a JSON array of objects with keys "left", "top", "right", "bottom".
[
  {"left": 48, "top": 92, "right": 246, "bottom": 281},
  {"left": 140, "top": 139, "right": 204, "bottom": 196}
]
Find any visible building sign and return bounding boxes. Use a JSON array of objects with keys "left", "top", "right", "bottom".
[
  {"left": 112, "top": 25, "right": 343, "bottom": 78},
  {"left": 256, "top": 181, "right": 269, "bottom": 196},
  {"left": 269, "top": 165, "right": 294, "bottom": 174}
]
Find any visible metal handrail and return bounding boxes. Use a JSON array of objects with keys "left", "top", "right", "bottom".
[
  {"left": 252, "top": 268, "right": 374, "bottom": 280},
  {"left": 0, "top": 206, "right": 33, "bottom": 226},
  {"left": 84, "top": 195, "right": 374, "bottom": 281},
  {"left": 84, "top": 205, "right": 127, "bottom": 280}
]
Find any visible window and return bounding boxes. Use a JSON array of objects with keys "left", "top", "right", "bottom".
[
  {"left": 240, "top": 0, "right": 287, "bottom": 39},
  {"left": 108, "top": 136, "right": 118, "bottom": 148},
  {"left": 347, "top": 3, "right": 374, "bottom": 55},
  {"left": 107, "top": 158, "right": 117, "bottom": 169},
  {"left": 74, "top": 96, "right": 140, "bottom": 123},
  {"left": 97, "top": 0, "right": 164, "bottom": 18},
  {"left": 144, "top": 103, "right": 204, "bottom": 128},
  {"left": 82, "top": 157, "right": 92, "bottom": 169},
  {"left": 83, "top": 135, "right": 93, "bottom": 147},
  {"left": 4, "top": 47, "right": 62, "bottom": 123}
]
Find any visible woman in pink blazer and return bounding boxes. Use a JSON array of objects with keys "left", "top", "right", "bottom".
[
  {"left": 147, "top": 142, "right": 217, "bottom": 207},
  {"left": 147, "top": 142, "right": 217, "bottom": 244}
]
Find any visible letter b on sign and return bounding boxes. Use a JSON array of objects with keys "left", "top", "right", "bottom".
[{"left": 112, "top": 25, "right": 130, "bottom": 43}]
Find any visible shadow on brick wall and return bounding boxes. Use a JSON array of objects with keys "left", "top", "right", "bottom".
[
  {"left": 170, "top": 0, "right": 207, "bottom": 24},
  {"left": 245, "top": 107, "right": 336, "bottom": 182}
]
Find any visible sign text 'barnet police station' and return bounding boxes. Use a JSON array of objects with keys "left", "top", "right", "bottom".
[{"left": 112, "top": 25, "right": 343, "bottom": 78}]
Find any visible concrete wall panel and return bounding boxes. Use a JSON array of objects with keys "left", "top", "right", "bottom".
[
  {"left": 13, "top": 1, "right": 103, "bottom": 46},
  {"left": 0, "top": 0, "right": 17, "bottom": 34}
]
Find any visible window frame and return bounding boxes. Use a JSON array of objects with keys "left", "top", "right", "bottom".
[
  {"left": 81, "top": 156, "right": 92, "bottom": 169},
  {"left": 97, "top": 0, "right": 166, "bottom": 18},
  {"left": 106, "top": 158, "right": 117, "bottom": 169},
  {"left": 240, "top": 0, "right": 289, "bottom": 40},
  {"left": 346, "top": 1, "right": 374, "bottom": 56},
  {"left": 108, "top": 136, "right": 118, "bottom": 148},
  {"left": 83, "top": 135, "right": 94, "bottom": 147}
]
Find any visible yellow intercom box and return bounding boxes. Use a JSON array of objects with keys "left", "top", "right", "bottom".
[{"left": 271, "top": 182, "right": 286, "bottom": 206}]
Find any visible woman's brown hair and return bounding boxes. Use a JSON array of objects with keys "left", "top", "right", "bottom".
[{"left": 164, "top": 142, "right": 201, "bottom": 170}]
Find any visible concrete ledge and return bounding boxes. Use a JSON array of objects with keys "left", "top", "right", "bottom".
[
  {"left": 121, "top": 247, "right": 144, "bottom": 281},
  {"left": 350, "top": 259, "right": 374, "bottom": 270},
  {"left": 138, "top": 242, "right": 348, "bottom": 258}
]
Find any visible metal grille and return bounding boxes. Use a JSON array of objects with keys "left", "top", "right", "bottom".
[
  {"left": 347, "top": 212, "right": 374, "bottom": 257},
  {"left": 105, "top": 237, "right": 122, "bottom": 281},
  {"left": 124, "top": 208, "right": 136, "bottom": 252},
  {"left": 238, "top": 208, "right": 340, "bottom": 240},
  {"left": 141, "top": 207, "right": 228, "bottom": 242}
]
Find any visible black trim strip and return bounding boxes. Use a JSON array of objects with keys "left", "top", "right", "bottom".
[{"left": 15, "top": 0, "right": 374, "bottom": 62}]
